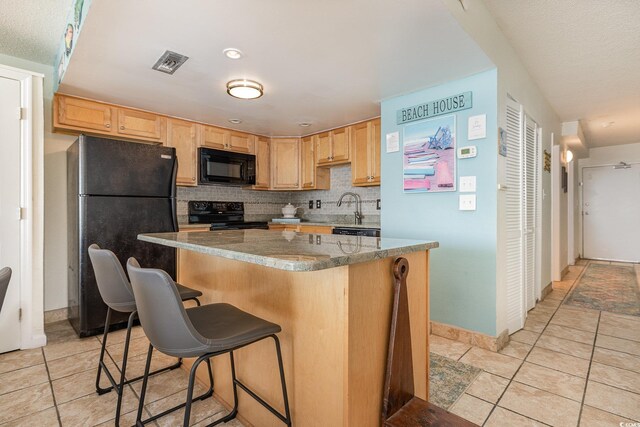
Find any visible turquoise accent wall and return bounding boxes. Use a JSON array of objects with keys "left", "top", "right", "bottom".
[{"left": 381, "top": 69, "right": 498, "bottom": 336}]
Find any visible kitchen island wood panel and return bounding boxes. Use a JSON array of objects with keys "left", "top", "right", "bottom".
[{"left": 139, "top": 230, "right": 436, "bottom": 426}]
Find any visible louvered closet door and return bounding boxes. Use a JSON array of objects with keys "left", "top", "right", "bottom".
[
  {"left": 505, "top": 100, "right": 525, "bottom": 333},
  {"left": 523, "top": 115, "right": 538, "bottom": 311}
]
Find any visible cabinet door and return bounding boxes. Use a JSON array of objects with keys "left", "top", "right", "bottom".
[
  {"left": 330, "top": 127, "right": 350, "bottom": 163},
  {"left": 167, "top": 119, "right": 198, "bottom": 186},
  {"left": 55, "top": 95, "right": 114, "bottom": 133},
  {"left": 301, "top": 136, "right": 316, "bottom": 189},
  {"left": 299, "top": 225, "right": 333, "bottom": 234},
  {"left": 271, "top": 138, "right": 300, "bottom": 190},
  {"left": 351, "top": 121, "right": 371, "bottom": 186},
  {"left": 369, "top": 118, "right": 381, "bottom": 185},
  {"left": 254, "top": 137, "right": 271, "bottom": 189},
  {"left": 200, "top": 125, "right": 228, "bottom": 150},
  {"left": 316, "top": 132, "right": 332, "bottom": 165},
  {"left": 228, "top": 131, "right": 254, "bottom": 154},
  {"left": 116, "top": 108, "right": 165, "bottom": 143}
]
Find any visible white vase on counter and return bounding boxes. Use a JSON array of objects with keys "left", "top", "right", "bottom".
[{"left": 281, "top": 203, "right": 300, "bottom": 218}]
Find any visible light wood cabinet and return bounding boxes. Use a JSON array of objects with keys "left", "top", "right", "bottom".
[
  {"left": 351, "top": 118, "right": 381, "bottom": 186},
  {"left": 116, "top": 108, "right": 166, "bottom": 143},
  {"left": 54, "top": 94, "right": 114, "bottom": 133},
  {"left": 167, "top": 118, "right": 198, "bottom": 186},
  {"left": 253, "top": 136, "right": 271, "bottom": 190},
  {"left": 301, "top": 135, "right": 330, "bottom": 190},
  {"left": 268, "top": 224, "right": 301, "bottom": 232},
  {"left": 316, "top": 127, "right": 351, "bottom": 166},
  {"left": 267, "top": 224, "right": 334, "bottom": 234},
  {"left": 271, "top": 138, "right": 301, "bottom": 190},
  {"left": 179, "top": 226, "right": 210, "bottom": 232},
  {"left": 199, "top": 126, "right": 255, "bottom": 154}
]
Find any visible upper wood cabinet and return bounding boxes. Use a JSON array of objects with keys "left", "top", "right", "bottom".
[
  {"left": 271, "top": 138, "right": 300, "bottom": 190},
  {"left": 116, "top": 108, "right": 166, "bottom": 143},
  {"left": 316, "top": 127, "right": 351, "bottom": 166},
  {"left": 253, "top": 136, "right": 271, "bottom": 190},
  {"left": 166, "top": 118, "right": 198, "bottom": 186},
  {"left": 54, "top": 94, "right": 114, "bottom": 133},
  {"left": 301, "top": 135, "right": 330, "bottom": 190},
  {"left": 199, "top": 126, "right": 255, "bottom": 154},
  {"left": 351, "top": 118, "right": 381, "bottom": 186}
]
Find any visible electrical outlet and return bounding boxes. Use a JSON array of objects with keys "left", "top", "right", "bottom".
[
  {"left": 376, "top": 199, "right": 381, "bottom": 210},
  {"left": 316, "top": 200, "right": 321, "bottom": 209},
  {"left": 316, "top": 235, "right": 322, "bottom": 245},
  {"left": 308, "top": 200, "right": 314, "bottom": 209},
  {"left": 459, "top": 194, "right": 476, "bottom": 211}
]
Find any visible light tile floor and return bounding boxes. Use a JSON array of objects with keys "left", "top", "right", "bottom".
[
  {"left": 432, "top": 261, "right": 640, "bottom": 426},
  {"left": 0, "top": 319, "right": 244, "bottom": 426},
  {"left": 2, "top": 260, "right": 639, "bottom": 426}
]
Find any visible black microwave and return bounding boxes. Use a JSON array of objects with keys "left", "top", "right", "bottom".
[{"left": 198, "top": 147, "right": 256, "bottom": 186}]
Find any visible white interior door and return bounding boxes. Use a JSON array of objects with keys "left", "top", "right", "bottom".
[
  {"left": 505, "top": 99, "right": 525, "bottom": 333},
  {"left": 523, "top": 115, "right": 538, "bottom": 311},
  {"left": 0, "top": 76, "right": 22, "bottom": 353},
  {"left": 583, "top": 164, "right": 640, "bottom": 262}
]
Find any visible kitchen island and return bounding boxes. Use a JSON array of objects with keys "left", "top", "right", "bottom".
[{"left": 138, "top": 230, "right": 438, "bottom": 427}]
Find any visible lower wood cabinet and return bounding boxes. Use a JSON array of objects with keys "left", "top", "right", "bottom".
[
  {"left": 268, "top": 224, "right": 334, "bottom": 234},
  {"left": 271, "top": 138, "right": 301, "bottom": 190},
  {"left": 166, "top": 118, "right": 198, "bottom": 186}
]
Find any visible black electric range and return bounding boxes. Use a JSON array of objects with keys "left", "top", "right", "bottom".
[{"left": 188, "top": 201, "right": 269, "bottom": 230}]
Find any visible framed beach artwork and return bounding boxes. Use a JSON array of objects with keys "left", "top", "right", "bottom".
[{"left": 403, "top": 114, "right": 456, "bottom": 193}]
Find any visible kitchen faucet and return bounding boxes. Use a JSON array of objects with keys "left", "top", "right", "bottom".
[{"left": 337, "top": 192, "right": 362, "bottom": 225}]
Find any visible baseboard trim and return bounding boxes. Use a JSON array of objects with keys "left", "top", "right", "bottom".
[
  {"left": 44, "top": 307, "right": 68, "bottom": 324},
  {"left": 561, "top": 265, "right": 571, "bottom": 279},
  {"left": 430, "top": 321, "right": 509, "bottom": 352},
  {"left": 22, "top": 333, "right": 47, "bottom": 349},
  {"left": 540, "top": 282, "right": 553, "bottom": 300}
]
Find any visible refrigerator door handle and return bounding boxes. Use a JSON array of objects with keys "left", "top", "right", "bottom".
[{"left": 170, "top": 155, "right": 178, "bottom": 199}]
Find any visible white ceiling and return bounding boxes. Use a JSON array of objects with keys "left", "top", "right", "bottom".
[
  {"left": 59, "top": 0, "right": 493, "bottom": 136},
  {"left": 484, "top": 0, "right": 640, "bottom": 148},
  {"left": 0, "top": 0, "right": 73, "bottom": 64}
]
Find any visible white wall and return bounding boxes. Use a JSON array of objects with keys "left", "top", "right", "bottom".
[
  {"left": 576, "top": 142, "right": 640, "bottom": 255},
  {"left": 443, "top": 0, "right": 562, "bottom": 333},
  {"left": 0, "top": 54, "right": 76, "bottom": 312}
]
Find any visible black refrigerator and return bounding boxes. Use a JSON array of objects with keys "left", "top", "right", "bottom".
[{"left": 67, "top": 135, "right": 178, "bottom": 337}]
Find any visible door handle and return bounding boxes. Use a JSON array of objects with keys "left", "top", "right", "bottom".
[{"left": 584, "top": 211, "right": 589, "bottom": 215}]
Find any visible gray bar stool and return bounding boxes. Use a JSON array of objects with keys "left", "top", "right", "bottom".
[
  {"left": 88, "top": 244, "right": 204, "bottom": 425},
  {"left": 126, "top": 257, "right": 292, "bottom": 427},
  {"left": 0, "top": 267, "right": 11, "bottom": 313}
]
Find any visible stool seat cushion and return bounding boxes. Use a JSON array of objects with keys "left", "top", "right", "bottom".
[
  {"left": 186, "top": 303, "right": 281, "bottom": 351},
  {"left": 175, "top": 282, "right": 203, "bottom": 300}
]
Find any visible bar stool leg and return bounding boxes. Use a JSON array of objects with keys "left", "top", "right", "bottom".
[
  {"left": 273, "top": 335, "right": 292, "bottom": 426},
  {"left": 183, "top": 354, "right": 212, "bottom": 427},
  {"left": 114, "top": 310, "right": 136, "bottom": 426},
  {"left": 136, "top": 344, "right": 154, "bottom": 427},
  {"left": 96, "top": 307, "right": 113, "bottom": 394}
]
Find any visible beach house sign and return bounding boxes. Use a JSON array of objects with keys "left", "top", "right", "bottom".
[{"left": 397, "top": 92, "right": 472, "bottom": 125}]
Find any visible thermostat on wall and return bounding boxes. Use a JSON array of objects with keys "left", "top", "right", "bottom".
[{"left": 457, "top": 146, "right": 477, "bottom": 159}]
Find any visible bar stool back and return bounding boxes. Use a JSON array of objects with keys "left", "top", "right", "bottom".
[
  {"left": 0, "top": 267, "right": 11, "bottom": 313},
  {"left": 127, "top": 258, "right": 292, "bottom": 426},
  {"left": 88, "top": 244, "right": 203, "bottom": 426}
]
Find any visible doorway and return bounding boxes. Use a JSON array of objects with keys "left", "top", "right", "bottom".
[
  {"left": 0, "top": 76, "right": 23, "bottom": 352},
  {"left": 582, "top": 163, "right": 640, "bottom": 262}
]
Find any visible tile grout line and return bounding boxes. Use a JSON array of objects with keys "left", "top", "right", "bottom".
[
  {"left": 480, "top": 263, "right": 587, "bottom": 426},
  {"left": 41, "top": 347, "right": 63, "bottom": 427},
  {"left": 576, "top": 309, "right": 602, "bottom": 426}
]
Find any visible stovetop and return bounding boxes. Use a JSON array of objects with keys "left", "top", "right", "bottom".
[{"left": 188, "top": 200, "right": 268, "bottom": 230}]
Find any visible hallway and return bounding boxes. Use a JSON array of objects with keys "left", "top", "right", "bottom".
[{"left": 433, "top": 260, "right": 640, "bottom": 426}]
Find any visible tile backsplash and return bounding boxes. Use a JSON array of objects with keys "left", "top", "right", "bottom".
[{"left": 177, "top": 164, "right": 380, "bottom": 225}]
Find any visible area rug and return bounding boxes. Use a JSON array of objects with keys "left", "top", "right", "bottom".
[
  {"left": 564, "top": 263, "right": 640, "bottom": 316},
  {"left": 429, "top": 353, "right": 481, "bottom": 409}
]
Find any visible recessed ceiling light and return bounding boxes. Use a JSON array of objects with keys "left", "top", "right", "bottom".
[
  {"left": 226, "top": 79, "right": 263, "bottom": 99},
  {"left": 602, "top": 121, "right": 615, "bottom": 128},
  {"left": 223, "top": 48, "right": 243, "bottom": 60},
  {"left": 228, "top": 118, "right": 242, "bottom": 124},
  {"left": 298, "top": 122, "right": 312, "bottom": 127}
]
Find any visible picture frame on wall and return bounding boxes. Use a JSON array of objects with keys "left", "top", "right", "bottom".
[{"left": 402, "top": 114, "right": 456, "bottom": 193}]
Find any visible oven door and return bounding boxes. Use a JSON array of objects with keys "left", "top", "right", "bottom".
[{"left": 199, "top": 148, "right": 256, "bottom": 185}]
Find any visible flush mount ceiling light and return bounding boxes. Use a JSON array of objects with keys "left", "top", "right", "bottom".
[
  {"left": 602, "top": 121, "right": 615, "bottom": 128},
  {"left": 228, "top": 118, "right": 243, "bottom": 124},
  {"left": 223, "top": 48, "right": 243, "bottom": 60},
  {"left": 298, "top": 122, "right": 312, "bottom": 127},
  {"left": 226, "top": 79, "right": 263, "bottom": 99},
  {"left": 565, "top": 149, "right": 574, "bottom": 163}
]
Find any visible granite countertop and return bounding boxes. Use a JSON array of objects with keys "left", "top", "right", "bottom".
[{"left": 139, "top": 230, "right": 437, "bottom": 272}]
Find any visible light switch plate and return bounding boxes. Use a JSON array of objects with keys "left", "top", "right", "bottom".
[
  {"left": 459, "top": 176, "right": 476, "bottom": 192},
  {"left": 459, "top": 194, "right": 476, "bottom": 211}
]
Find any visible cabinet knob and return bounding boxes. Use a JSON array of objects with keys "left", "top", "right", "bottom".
[
  {"left": 105, "top": 123, "right": 111, "bottom": 128},
  {"left": 120, "top": 126, "right": 125, "bottom": 130}
]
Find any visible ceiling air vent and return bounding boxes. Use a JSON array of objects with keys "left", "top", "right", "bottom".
[{"left": 152, "top": 50, "right": 189, "bottom": 75}]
